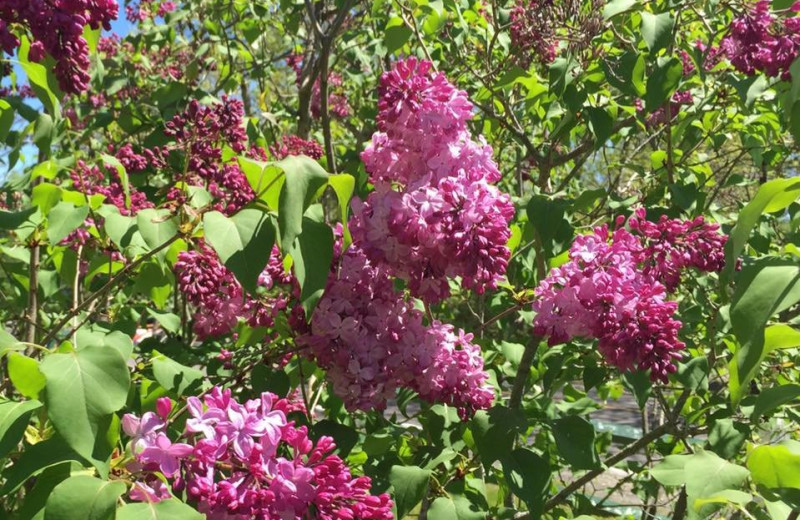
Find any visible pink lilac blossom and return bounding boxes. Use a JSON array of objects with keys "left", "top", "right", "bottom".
[
  {"left": 354, "top": 58, "right": 514, "bottom": 302},
  {"left": 123, "top": 387, "right": 393, "bottom": 520},
  {"left": 298, "top": 246, "right": 494, "bottom": 419},
  {"left": 721, "top": 0, "right": 800, "bottom": 80},
  {"left": 174, "top": 242, "right": 296, "bottom": 339},
  {"left": 532, "top": 212, "right": 728, "bottom": 382},
  {"left": 0, "top": 0, "right": 118, "bottom": 94}
]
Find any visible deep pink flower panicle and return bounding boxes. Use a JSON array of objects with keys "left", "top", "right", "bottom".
[
  {"left": 356, "top": 59, "right": 513, "bottom": 302},
  {"left": 124, "top": 387, "right": 393, "bottom": 519},
  {"left": 532, "top": 211, "right": 728, "bottom": 382}
]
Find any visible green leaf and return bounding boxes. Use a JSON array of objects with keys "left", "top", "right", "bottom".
[
  {"left": 693, "top": 490, "right": 752, "bottom": 511},
  {"left": 14, "top": 462, "right": 85, "bottom": 520},
  {"left": 752, "top": 384, "right": 800, "bottom": 419},
  {"left": 587, "top": 107, "right": 614, "bottom": 146},
  {"left": 47, "top": 202, "right": 89, "bottom": 245},
  {"left": 748, "top": 444, "right": 800, "bottom": 490},
  {"left": 502, "top": 448, "right": 551, "bottom": 516},
  {"left": 708, "top": 419, "right": 749, "bottom": 460},
  {"left": 32, "top": 183, "right": 63, "bottom": 216},
  {"left": 729, "top": 260, "right": 800, "bottom": 403},
  {"left": 151, "top": 351, "right": 204, "bottom": 396},
  {"left": 426, "top": 495, "right": 485, "bottom": 520},
  {"left": 240, "top": 157, "right": 284, "bottom": 210},
  {"left": 651, "top": 454, "right": 689, "bottom": 486},
  {"left": 99, "top": 154, "right": 130, "bottom": 210},
  {"left": 116, "top": 499, "right": 205, "bottom": 520},
  {"left": 8, "top": 353, "right": 46, "bottom": 399},
  {"left": 526, "top": 195, "right": 574, "bottom": 258},
  {"left": 328, "top": 173, "right": 355, "bottom": 246},
  {"left": 552, "top": 415, "right": 600, "bottom": 470},
  {"left": 471, "top": 406, "right": 524, "bottom": 469},
  {"left": 685, "top": 450, "right": 750, "bottom": 519},
  {"left": 33, "top": 113, "right": 54, "bottom": 153},
  {"left": 0, "top": 329, "right": 25, "bottom": 358},
  {"left": 1, "top": 435, "right": 88, "bottom": 495},
  {"left": 39, "top": 346, "right": 130, "bottom": 464},
  {"left": 147, "top": 309, "right": 181, "bottom": 335},
  {"left": 103, "top": 212, "right": 149, "bottom": 258},
  {"left": 277, "top": 156, "right": 329, "bottom": 247},
  {"left": 723, "top": 178, "right": 800, "bottom": 284},
  {"left": 136, "top": 208, "right": 178, "bottom": 252},
  {"left": 0, "top": 399, "right": 42, "bottom": 459},
  {"left": 19, "top": 37, "right": 61, "bottom": 115},
  {"left": 640, "top": 12, "right": 675, "bottom": 54},
  {"left": 0, "top": 100, "right": 14, "bottom": 142},
  {"left": 384, "top": 17, "right": 413, "bottom": 54},
  {"left": 390, "top": 465, "right": 431, "bottom": 519},
  {"left": 645, "top": 57, "right": 683, "bottom": 112},
  {"left": 44, "top": 475, "right": 125, "bottom": 520},
  {"left": 203, "top": 208, "right": 276, "bottom": 293},
  {"left": 289, "top": 218, "right": 334, "bottom": 316},
  {"left": 603, "top": 0, "right": 637, "bottom": 19}
]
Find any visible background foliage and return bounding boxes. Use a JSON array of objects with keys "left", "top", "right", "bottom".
[{"left": 2, "top": 0, "right": 800, "bottom": 519}]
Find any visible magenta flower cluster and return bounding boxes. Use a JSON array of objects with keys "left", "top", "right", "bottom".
[
  {"left": 532, "top": 211, "right": 728, "bottom": 382},
  {"left": 174, "top": 242, "right": 296, "bottom": 339},
  {"left": 0, "top": 0, "right": 118, "bottom": 94},
  {"left": 721, "top": 0, "right": 800, "bottom": 79},
  {"left": 125, "top": 0, "right": 176, "bottom": 22},
  {"left": 354, "top": 58, "right": 514, "bottom": 303},
  {"left": 163, "top": 98, "right": 254, "bottom": 215},
  {"left": 298, "top": 246, "right": 494, "bottom": 419},
  {"left": 509, "top": 0, "right": 558, "bottom": 65},
  {"left": 123, "top": 389, "right": 393, "bottom": 520},
  {"left": 269, "top": 135, "right": 324, "bottom": 160}
]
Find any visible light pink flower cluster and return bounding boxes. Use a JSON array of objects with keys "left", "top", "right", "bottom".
[
  {"left": 532, "top": 211, "right": 728, "bottom": 382},
  {"left": 354, "top": 58, "right": 514, "bottom": 302},
  {"left": 174, "top": 242, "right": 296, "bottom": 339},
  {"left": 0, "top": 0, "right": 118, "bottom": 94},
  {"left": 123, "top": 389, "right": 393, "bottom": 520},
  {"left": 721, "top": 0, "right": 800, "bottom": 80},
  {"left": 298, "top": 246, "right": 494, "bottom": 419}
]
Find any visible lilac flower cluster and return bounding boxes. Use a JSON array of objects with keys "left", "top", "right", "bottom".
[
  {"left": 298, "top": 246, "right": 494, "bottom": 419},
  {"left": 639, "top": 90, "right": 694, "bottom": 127},
  {"left": 0, "top": 0, "right": 118, "bottom": 94},
  {"left": 532, "top": 211, "right": 728, "bottom": 382},
  {"left": 354, "top": 58, "right": 514, "bottom": 303},
  {"left": 721, "top": 0, "right": 800, "bottom": 79},
  {"left": 163, "top": 98, "right": 254, "bottom": 215},
  {"left": 70, "top": 160, "right": 153, "bottom": 216},
  {"left": 269, "top": 135, "right": 324, "bottom": 160},
  {"left": 174, "top": 242, "right": 296, "bottom": 339},
  {"left": 509, "top": 0, "right": 604, "bottom": 67},
  {"left": 627, "top": 208, "right": 728, "bottom": 292},
  {"left": 123, "top": 389, "right": 393, "bottom": 520}
]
